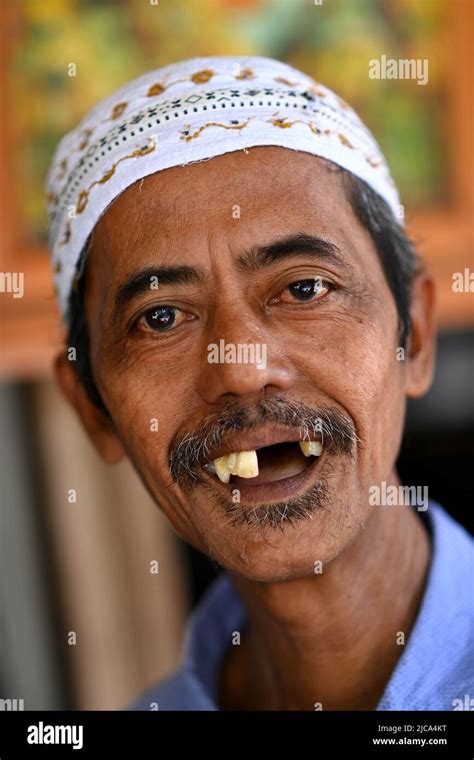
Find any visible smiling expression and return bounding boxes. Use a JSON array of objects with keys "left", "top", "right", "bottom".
[{"left": 61, "top": 147, "right": 432, "bottom": 582}]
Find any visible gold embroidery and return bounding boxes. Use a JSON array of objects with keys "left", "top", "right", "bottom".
[
  {"left": 56, "top": 158, "right": 68, "bottom": 180},
  {"left": 366, "top": 156, "right": 381, "bottom": 168},
  {"left": 147, "top": 69, "right": 214, "bottom": 96},
  {"left": 235, "top": 67, "right": 254, "bottom": 80},
  {"left": 147, "top": 77, "right": 186, "bottom": 95},
  {"left": 111, "top": 102, "right": 128, "bottom": 119},
  {"left": 180, "top": 119, "right": 250, "bottom": 142},
  {"left": 269, "top": 115, "right": 327, "bottom": 136},
  {"left": 76, "top": 138, "right": 156, "bottom": 214},
  {"left": 73, "top": 105, "right": 127, "bottom": 153},
  {"left": 78, "top": 128, "right": 93, "bottom": 151},
  {"left": 308, "top": 81, "right": 328, "bottom": 98},
  {"left": 75, "top": 193, "right": 87, "bottom": 214},
  {"left": 147, "top": 82, "right": 165, "bottom": 96},
  {"left": 338, "top": 133, "right": 354, "bottom": 149},
  {"left": 274, "top": 76, "right": 297, "bottom": 86},
  {"left": 59, "top": 222, "right": 71, "bottom": 247},
  {"left": 191, "top": 69, "right": 214, "bottom": 83}
]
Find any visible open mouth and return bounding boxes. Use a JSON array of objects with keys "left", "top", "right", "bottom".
[{"left": 204, "top": 439, "right": 323, "bottom": 487}]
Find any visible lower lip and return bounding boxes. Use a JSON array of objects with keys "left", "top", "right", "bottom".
[{"left": 201, "top": 455, "right": 323, "bottom": 504}]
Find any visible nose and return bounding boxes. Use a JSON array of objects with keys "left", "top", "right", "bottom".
[{"left": 196, "top": 309, "right": 296, "bottom": 405}]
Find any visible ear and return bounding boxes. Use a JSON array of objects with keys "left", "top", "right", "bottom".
[
  {"left": 405, "top": 271, "right": 437, "bottom": 398},
  {"left": 54, "top": 352, "right": 125, "bottom": 463}
]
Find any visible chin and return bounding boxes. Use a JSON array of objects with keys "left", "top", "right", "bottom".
[{"left": 199, "top": 509, "right": 347, "bottom": 584}]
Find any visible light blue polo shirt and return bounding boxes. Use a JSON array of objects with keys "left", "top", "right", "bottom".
[{"left": 130, "top": 502, "right": 473, "bottom": 711}]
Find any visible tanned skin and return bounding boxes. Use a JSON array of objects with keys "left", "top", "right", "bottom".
[{"left": 55, "top": 148, "right": 436, "bottom": 710}]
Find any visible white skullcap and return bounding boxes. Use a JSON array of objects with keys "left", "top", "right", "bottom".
[{"left": 46, "top": 55, "right": 401, "bottom": 322}]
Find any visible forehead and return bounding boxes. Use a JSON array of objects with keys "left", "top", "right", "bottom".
[{"left": 89, "top": 147, "right": 361, "bottom": 267}]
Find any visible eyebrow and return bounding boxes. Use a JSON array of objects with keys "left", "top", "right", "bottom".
[
  {"left": 237, "top": 233, "right": 346, "bottom": 272},
  {"left": 113, "top": 265, "right": 201, "bottom": 320},
  {"left": 112, "top": 233, "right": 347, "bottom": 321}
]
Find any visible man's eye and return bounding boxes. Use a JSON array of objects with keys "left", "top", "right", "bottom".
[
  {"left": 279, "top": 278, "right": 330, "bottom": 303},
  {"left": 137, "top": 305, "right": 186, "bottom": 333}
]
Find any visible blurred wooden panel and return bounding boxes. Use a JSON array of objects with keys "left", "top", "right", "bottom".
[{"left": 33, "top": 380, "right": 189, "bottom": 709}]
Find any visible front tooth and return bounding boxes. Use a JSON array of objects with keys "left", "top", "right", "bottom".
[
  {"left": 213, "top": 456, "right": 231, "bottom": 483},
  {"left": 227, "top": 452, "right": 238, "bottom": 474},
  {"left": 235, "top": 450, "right": 259, "bottom": 478},
  {"left": 212, "top": 450, "right": 259, "bottom": 482},
  {"left": 299, "top": 441, "right": 323, "bottom": 457}
]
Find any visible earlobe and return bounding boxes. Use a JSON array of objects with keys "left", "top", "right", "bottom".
[
  {"left": 405, "top": 271, "right": 437, "bottom": 399},
  {"left": 54, "top": 352, "right": 125, "bottom": 463}
]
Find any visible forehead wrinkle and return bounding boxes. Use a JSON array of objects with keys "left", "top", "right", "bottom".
[{"left": 90, "top": 151, "right": 375, "bottom": 303}]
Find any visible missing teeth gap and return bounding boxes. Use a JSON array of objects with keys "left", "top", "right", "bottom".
[{"left": 211, "top": 441, "right": 323, "bottom": 483}]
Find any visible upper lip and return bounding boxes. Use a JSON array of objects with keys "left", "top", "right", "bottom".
[{"left": 203, "top": 426, "right": 322, "bottom": 464}]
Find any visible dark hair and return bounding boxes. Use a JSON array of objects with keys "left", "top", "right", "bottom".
[{"left": 66, "top": 171, "right": 418, "bottom": 415}]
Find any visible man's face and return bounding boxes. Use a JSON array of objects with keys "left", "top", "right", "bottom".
[{"left": 64, "top": 148, "right": 428, "bottom": 582}]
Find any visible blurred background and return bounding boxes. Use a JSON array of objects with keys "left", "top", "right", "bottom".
[{"left": 0, "top": 0, "right": 472, "bottom": 710}]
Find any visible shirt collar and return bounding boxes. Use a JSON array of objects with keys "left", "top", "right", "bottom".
[{"left": 376, "top": 503, "right": 473, "bottom": 709}]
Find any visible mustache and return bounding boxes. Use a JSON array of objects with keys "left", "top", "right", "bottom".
[{"left": 169, "top": 396, "right": 359, "bottom": 489}]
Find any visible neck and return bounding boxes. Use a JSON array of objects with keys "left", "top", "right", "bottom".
[{"left": 219, "top": 497, "right": 431, "bottom": 711}]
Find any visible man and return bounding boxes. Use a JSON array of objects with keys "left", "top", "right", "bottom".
[{"left": 46, "top": 56, "right": 473, "bottom": 711}]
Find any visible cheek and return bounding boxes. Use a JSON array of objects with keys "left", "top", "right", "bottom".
[
  {"left": 99, "top": 371, "right": 209, "bottom": 544},
  {"left": 289, "top": 303, "right": 405, "bottom": 476},
  {"left": 100, "top": 335, "right": 191, "bottom": 417},
  {"left": 99, "top": 368, "right": 178, "bottom": 475}
]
